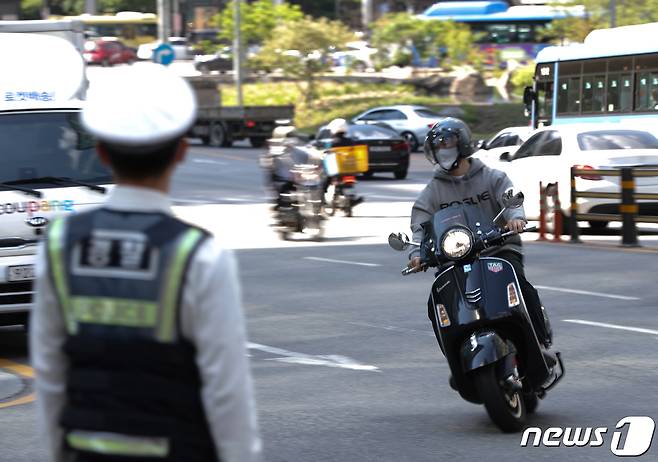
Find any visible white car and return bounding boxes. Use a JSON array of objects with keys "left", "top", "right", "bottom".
[
  {"left": 137, "top": 37, "right": 189, "bottom": 61},
  {"left": 472, "top": 126, "right": 533, "bottom": 164},
  {"left": 482, "top": 123, "right": 658, "bottom": 228},
  {"left": 352, "top": 105, "right": 444, "bottom": 152}
]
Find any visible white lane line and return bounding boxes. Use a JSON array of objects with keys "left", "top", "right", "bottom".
[
  {"left": 564, "top": 319, "right": 658, "bottom": 336},
  {"left": 535, "top": 285, "right": 640, "bottom": 301},
  {"left": 247, "top": 342, "right": 380, "bottom": 372},
  {"left": 191, "top": 158, "right": 227, "bottom": 165},
  {"left": 304, "top": 256, "right": 381, "bottom": 267},
  {"left": 347, "top": 321, "right": 433, "bottom": 336}
]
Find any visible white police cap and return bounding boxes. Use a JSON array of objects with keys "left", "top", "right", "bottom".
[{"left": 82, "top": 63, "right": 197, "bottom": 147}]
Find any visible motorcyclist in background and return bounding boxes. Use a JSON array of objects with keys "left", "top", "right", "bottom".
[
  {"left": 408, "top": 118, "right": 554, "bottom": 355},
  {"left": 324, "top": 118, "right": 363, "bottom": 208}
]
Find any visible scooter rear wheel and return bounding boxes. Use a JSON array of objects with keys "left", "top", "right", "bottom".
[{"left": 474, "top": 364, "right": 526, "bottom": 432}]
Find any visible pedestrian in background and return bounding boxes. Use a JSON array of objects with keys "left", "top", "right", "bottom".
[{"left": 30, "top": 64, "right": 261, "bottom": 462}]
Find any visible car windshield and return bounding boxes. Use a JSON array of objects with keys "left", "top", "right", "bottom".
[
  {"left": 414, "top": 109, "right": 441, "bottom": 118},
  {"left": 0, "top": 112, "right": 111, "bottom": 186},
  {"left": 577, "top": 130, "right": 658, "bottom": 151},
  {"left": 348, "top": 125, "right": 398, "bottom": 140}
]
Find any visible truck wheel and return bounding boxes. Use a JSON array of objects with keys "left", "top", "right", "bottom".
[
  {"left": 250, "top": 137, "right": 267, "bottom": 148},
  {"left": 209, "top": 123, "right": 230, "bottom": 147}
]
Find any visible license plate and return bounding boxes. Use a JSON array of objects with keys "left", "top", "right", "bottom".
[
  {"left": 7, "top": 265, "right": 35, "bottom": 282},
  {"left": 369, "top": 146, "right": 391, "bottom": 152}
]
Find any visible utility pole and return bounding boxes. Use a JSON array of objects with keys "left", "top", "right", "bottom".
[
  {"left": 234, "top": 0, "right": 244, "bottom": 107},
  {"left": 609, "top": 0, "right": 617, "bottom": 28},
  {"left": 40, "top": 0, "right": 50, "bottom": 19},
  {"left": 85, "top": 0, "right": 97, "bottom": 15},
  {"left": 157, "top": 0, "right": 171, "bottom": 43},
  {"left": 361, "top": 0, "right": 373, "bottom": 29}
]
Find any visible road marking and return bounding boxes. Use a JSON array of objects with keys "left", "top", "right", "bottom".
[
  {"left": 535, "top": 285, "right": 640, "bottom": 301},
  {"left": 0, "top": 393, "right": 35, "bottom": 409},
  {"left": 191, "top": 158, "right": 227, "bottom": 165},
  {"left": 248, "top": 343, "right": 380, "bottom": 372},
  {"left": 347, "top": 321, "right": 432, "bottom": 336},
  {"left": 0, "top": 358, "right": 34, "bottom": 378},
  {"left": 564, "top": 319, "right": 658, "bottom": 336},
  {"left": 0, "top": 359, "right": 35, "bottom": 409},
  {"left": 304, "top": 257, "right": 381, "bottom": 267}
]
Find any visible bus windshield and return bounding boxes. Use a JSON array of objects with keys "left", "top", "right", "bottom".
[{"left": 0, "top": 112, "right": 111, "bottom": 186}]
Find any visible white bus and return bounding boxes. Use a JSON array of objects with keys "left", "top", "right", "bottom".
[{"left": 526, "top": 22, "right": 658, "bottom": 129}]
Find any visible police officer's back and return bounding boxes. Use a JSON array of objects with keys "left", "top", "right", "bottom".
[{"left": 30, "top": 65, "right": 261, "bottom": 462}]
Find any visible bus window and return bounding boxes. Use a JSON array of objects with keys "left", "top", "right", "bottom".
[
  {"left": 607, "top": 74, "right": 633, "bottom": 112},
  {"left": 592, "top": 76, "right": 605, "bottom": 112},
  {"left": 636, "top": 73, "right": 651, "bottom": 110},
  {"left": 558, "top": 77, "right": 581, "bottom": 114},
  {"left": 517, "top": 24, "right": 533, "bottom": 42}
]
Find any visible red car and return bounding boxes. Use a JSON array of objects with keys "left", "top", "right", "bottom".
[{"left": 83, "top": 39, "right": 136, "bottom": 66}]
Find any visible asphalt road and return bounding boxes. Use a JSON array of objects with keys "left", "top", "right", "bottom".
[{"left": 1, "top": 144, "right": 657, "bottom": 462}]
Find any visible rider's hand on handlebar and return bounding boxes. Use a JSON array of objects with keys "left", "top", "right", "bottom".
[
  {"left": 505, "top": 219, "right": 526, "bottom": 234},
  {"left": 408, "top": 257, "right": 427, "bottom": 273}
]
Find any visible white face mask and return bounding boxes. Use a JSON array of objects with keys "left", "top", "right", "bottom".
[{"left": 438, "top": 147, "right": 459, "bottom": 170}]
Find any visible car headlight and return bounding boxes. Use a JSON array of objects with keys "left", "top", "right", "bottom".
[{"left": 440, "top": 227, "right": 473, "bottom": 259}]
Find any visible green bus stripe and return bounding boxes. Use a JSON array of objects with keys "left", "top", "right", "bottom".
[
  {"left": 47, "top": 218, "right": 76, "bottom": 334},
  {"left": 67, "top": 433, "right": 169, "bottom": 457},
  {"left": 157, "top": 229, "right": 203, "bottom": 342}
]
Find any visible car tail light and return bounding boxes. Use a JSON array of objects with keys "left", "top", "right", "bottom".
[
  {"left": 342, "top": 175, "right": 357, "bottom": 184},
  {"left": 246, "top": 120, "right": 256, "bottom": 128},
  {"left": 392, "top": 141, "right": 409, "bottom": 151},
  {"left": 574, "top": 164, "right": 602, "bottom": 181}
]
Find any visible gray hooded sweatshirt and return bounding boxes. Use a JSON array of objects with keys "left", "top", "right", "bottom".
[{"left": 410, "top": 158, "right": 526, "bottom": 257}]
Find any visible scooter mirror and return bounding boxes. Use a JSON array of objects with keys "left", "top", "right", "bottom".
[
  {"left": 388, "top": 232, "right": 408, "bottom": 251},
  {"left": 501, "top": 190, "right": 524, "bottom": 209}
]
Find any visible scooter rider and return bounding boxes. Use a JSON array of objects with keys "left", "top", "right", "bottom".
[
  {"left": 324, "top": 118, "right": 364, "bottom": 208},
  {"left": 408, "top": 118, "right": 553, "bottom": 349}
]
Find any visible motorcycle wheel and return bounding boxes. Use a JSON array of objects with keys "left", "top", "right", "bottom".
[
  {"left": 474, "top": 364, "right": 526, "bottom": 432},
  {"left": 345, "top": 206, "right": 353, "bottom": 217},
  {"left": 524, "top": 393, "right": 539, "bottom": 414}
]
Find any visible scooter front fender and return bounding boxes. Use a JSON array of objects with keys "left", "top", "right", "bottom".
[{"left": 460, "top": 330, "right": 515, "bottom": 372}]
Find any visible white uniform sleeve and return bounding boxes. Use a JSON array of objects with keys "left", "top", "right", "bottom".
[
  {"left": 30, "top": 243, "right": 68, "bottom": 462},
  {"left": 180, "top": 239, "right": 262, "bottom": 462}
]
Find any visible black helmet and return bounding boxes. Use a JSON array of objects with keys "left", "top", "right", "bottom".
[{"left": 423, "top": 117, "right": 473, "bottom": 170}]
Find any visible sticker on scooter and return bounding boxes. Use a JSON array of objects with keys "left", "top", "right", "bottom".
[{"left": 487, "top": 262, "right": 503, "bottom": 273}]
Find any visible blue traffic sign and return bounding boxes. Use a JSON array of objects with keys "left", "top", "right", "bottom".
[{"left": 153, "top": 43, "right": 175, "bottom": 66}]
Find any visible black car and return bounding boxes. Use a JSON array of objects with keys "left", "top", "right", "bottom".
[
  {"left": 314, "top": 123, "right": 410, "bottom": 179},
  {"left": 195, "top": 53, "right": 232, "bottom": 73}
]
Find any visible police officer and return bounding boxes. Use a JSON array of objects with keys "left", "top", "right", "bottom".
[{"left": 30, "top": 64, "right": 262, "bottom": 462}]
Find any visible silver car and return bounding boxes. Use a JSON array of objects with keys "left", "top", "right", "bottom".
[{"left": 352, "top": 105, "right": 444, "bottom": 151}]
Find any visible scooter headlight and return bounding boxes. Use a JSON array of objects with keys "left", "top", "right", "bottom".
[{"left": 440, "top": 227, "right": 473, "bottom": 260}]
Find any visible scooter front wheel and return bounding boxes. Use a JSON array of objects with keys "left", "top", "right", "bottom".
[{"left": 474, "top": 364, "right": 526, "bottom": 432}]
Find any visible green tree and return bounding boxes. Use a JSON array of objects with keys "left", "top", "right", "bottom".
[
  {"left": 545, "top": 0, "right": 658, "bottom": 44},
  {"left": 213, "top": 0, "right": 304, "bottom": 45},
  {"left": 370, "top": 13, "right": 481, "bottom": 69},
  {"left": 23, "top": 0, "right": 154, "bottom": 17},
  {"left": 252, "top": 16, "right": 355, "bottom": 104},
  {"left": 20, "top": 0, "right": 42, "bottom": 19}
]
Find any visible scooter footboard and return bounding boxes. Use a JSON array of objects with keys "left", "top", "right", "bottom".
[{"left": 460, "top": 330, "right": 516, "bottom": 372}]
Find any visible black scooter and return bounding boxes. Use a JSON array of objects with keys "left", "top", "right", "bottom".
[{"left": 389, "top": 191, "right": 564, "bottom": 432}]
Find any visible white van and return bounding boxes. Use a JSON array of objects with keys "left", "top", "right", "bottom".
[{"left": 0, "top": 32, "right": 112, "bottom": 327}]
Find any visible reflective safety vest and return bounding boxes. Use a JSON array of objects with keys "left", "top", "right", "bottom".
[{"left": 46, "top": 208, "right": 219, "bottom": 461}]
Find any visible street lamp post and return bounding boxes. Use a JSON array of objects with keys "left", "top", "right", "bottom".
[
  {"left": 234, "top": 0, "right": 243, "bottom": 107},
  {"left": 157, "top": 0, "right": 171, "bottom": 43},
  {"left": 610, "top": 0, "right": 617, "bottom": 28}
]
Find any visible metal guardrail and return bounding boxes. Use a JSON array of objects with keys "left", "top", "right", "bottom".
[{"left": 570, "top": 167, "right": 658, "bottom": 246}]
